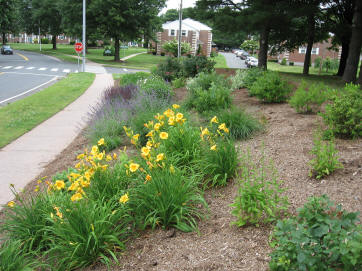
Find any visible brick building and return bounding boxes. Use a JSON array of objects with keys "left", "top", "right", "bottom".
[
  {"left": 153, "top": 18, "right": 212, "bottom": 57},
  {"left": 277, "top": 39, "right": 341, "bottom": 65}
]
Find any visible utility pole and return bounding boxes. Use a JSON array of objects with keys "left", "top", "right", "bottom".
[
  {"left": 39, "top": 22, "right": 41, "bottom": 52},
  {"left": 82, "top": 0, "right": 86, "bottom": 72},
  {"left": 178, "top": 0, "right": 183, "bottom": 58}
]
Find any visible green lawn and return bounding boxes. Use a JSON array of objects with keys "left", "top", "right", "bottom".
[
  {"left": 9, "top": 43, "right": 147, "bottom": 65},
  {"left": 267, "top": 61, "right": 338, "bottom": 76},
  {"left": 0, "top": 73, "right": 95, "bottom": 148},
  {"left": 214, "top": 54, "right": 228, "bottom": 68}
]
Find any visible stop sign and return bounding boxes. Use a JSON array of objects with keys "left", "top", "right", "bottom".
[{"left": 74, "top": 42, "right": 83, "bottom": 53}]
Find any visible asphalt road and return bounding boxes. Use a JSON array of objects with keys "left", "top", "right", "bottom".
[
  {"left": 219, "top": 52, "right": 247, "bottom": 69},
  {"left": 0, "top": 50, "right": 140, "bottom": 106}
]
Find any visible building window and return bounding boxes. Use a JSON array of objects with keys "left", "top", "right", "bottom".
[
  {"left": 182, "top": 30, "right": 187, "bottom": 36},
  {"left": 169, "top": 29, "right": 176, "bottom": 36},
  {"left": 311, "top": 47, "right": 319, "bottom": 55},
  {"left": 298, "top": 47, "right": 306, "bottom": 54}
]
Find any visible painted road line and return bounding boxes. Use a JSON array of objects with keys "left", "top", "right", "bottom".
[
  {"left": 2, "top": 66, "right": 13, "bottom": 69},
  {"left": 51, "top": 68, "right": 59, "bottom": 72},
  {"left": 63, "top": 69, "right": 71, "bottom": 73},
  {"left": 0, "top": 77, "right": 58, "bottom": 105},
  {"left": 14, "top": 66, "right": 24, "bottom": 70},
  {"left": 123, "top": 68, "right": 128, "bottom": 72},
  {"left": 38, "top": 67, "right": 47, "bottom": 71},
  {"left": 26, "top": 67, "right": 35, "bottom": 70},
  {"left": 16, "top": 52, "right": 29, "bottom": 61},
  {"left": 3, "top": 71, "right": 65, "bottom": 77}
]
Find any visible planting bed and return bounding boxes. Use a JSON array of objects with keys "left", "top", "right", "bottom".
[{"left": 1, "top": 69, "right": 361, "bottom": 270}]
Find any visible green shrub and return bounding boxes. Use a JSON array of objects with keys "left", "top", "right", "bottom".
[
  {"left": 153, "top": 57, "right": 182, "bottom": 81},
  {"left": 41, "top": 38, "right": 49, "bottom": 44},
  {"left": 202, "top": 139, "right": 238, "bottom": 187},
  {"left": 172, "top": 77, "right": 186, "bottom": 88},
  {"left": 139, "top": 75, "right": 173, "bottom": 100},
  {"left": 186, "top": 72, "right": 229, "bottom": 94},
  {"left": 215, "top": 107, "right": 262, "bottom": 140},
  {"left": 162, "top": 39, "right": 191, "bottom": 57},
  {"left": 321, "top": 83, "right": 362, "bottom": 138},
  {"left": 314, "top": 57, "right": 322, "bottom": 68},
  {"left": 309, "top": 133, "right": 342, "bottom": 179},
  {"left": 119, "top": 72, "right": 150, "bottom": 86},
  {"left": 289, "top": 81, "right": 329, "bottom": 113},
  {"left": 269, "top": 195, "right": 362, "bottom": 271},
  {"left": 230, "top": 149, "right": 288, "bottom": 227},
  {"left": 250, "top": 71, "right": 292, "bottom": 103},
  {"left": 280, "top": 58, "right": 287, "bottom": 65},
  {"left": 289, "top": 61, "right": 294, "bottom": 66},
  {"left": 230, "top": 69, "right": 247, "bottom": 90},
  {"left": 46, "top": 200, "right": 132, "bottom": 270},
  {"left": 131, "top": 167, "right": 206, "bottom": 232},
  {"left": 242, "top": 67, "right": 264, "bottom": 89},
  {"left": 182, "top": 55, "right": 215, "bottom": 78},
  {"left": 186, "top": 82, "right": 232, "bottom": 113},
  {"left": 0, "top": 240, "right": 45, "bottom": 271}
]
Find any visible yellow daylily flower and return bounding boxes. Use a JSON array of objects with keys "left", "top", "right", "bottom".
[
  {"left": 156, "top": 153, "right": 165, "bottom": 162},
  {"left": 163, "top": 108, "right": 174, "bottom": 117},
  {"left": 97, "top": 138, "right": 105, "bottom": 146},
  {"left": 145, "top": 174, "right": 152, "bottom": 181},
  {"left": 119, "top": 193, "right": 129, "bottom": 204},
  {"left": 68, "top": 181, "right": 79, "bottom": 191},
  {"left": 210, "top": 116, "right": 218, "bottom": 124},
  {"left": 168, "top": 116, "right": 175, "bottom": 126},
  {"left": 210, "top": 145, "right": 217, "bottom": 151},
  {"left": 71, "top": 192, "right": 83, "bottom": 202},
  {"left": 133, "top": 134, "right": 140, "bottom": 141},
  {"left": 141, "top": 147, "right": 150, "bottom": 156},
  {"left": 159, "top": 132, "right": 169, "bottom": 140},
  {"left": 106, "top": 155, "right": 112, "bottom": 161},
  {"left": 154, "top": 123, "right": 161, "bottom": 131},
  {"left": 146, "top": 131, "right": 154, "bottom": 137},
  {"left": 129, "top": 163, "right": 140, "bottom": 172},
  {"left": 172, "top": 104, "right": 180, "bottom": 109},
  {"left": 55, "top": 180, "right": 65, "bottom": 190},
  {"left": 7, "top": 201, "right": 15, "bottom": 208},
  {"left": 97, "top": 152, "right": 104, "bottom": 160},
  {"left": 175, "top": 112, "right": 184, "bottom": 121}
]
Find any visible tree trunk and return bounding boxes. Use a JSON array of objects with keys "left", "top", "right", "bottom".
[
  {"left": 303, "top": 14, "right": 315, "bottom": 75},
  {"left": 337, "top": 39, "right": 350, "bottom": 76},
  {"left": 356, "top": 59, "right": 362, "bottom": 85},
  {"left": 114, "top": 36, "right": 120, "bottom": 62},
  {"left": 143, "top": 37, "right": 149, "bottom": 49},
  {"left": 2, "top": 33, "right": 6, "bottom": 45},
  {"left": 52, "top": 35, "right": 57, "bottom": 50},
  {"left": 343, "top": 0, "right": 362, "bottom": 83},
  {"left": 258, "top": 26, "right": 269, "bottom": 70}
]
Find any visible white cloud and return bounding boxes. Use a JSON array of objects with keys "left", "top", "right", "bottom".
[{"left": 160, "top": 0, "right": 197, "bottom": 14}]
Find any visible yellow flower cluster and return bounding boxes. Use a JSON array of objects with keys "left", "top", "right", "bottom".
[
  {"left": 200, "top": 116, "right": 229, "bottom": 151},
  {"left": 47, "top": 139, "right": 116, "bottom": 202}
]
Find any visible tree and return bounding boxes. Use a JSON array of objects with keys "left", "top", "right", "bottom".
[
  {"left": 162, "top": 39, "right": 191, "bottom": 56},
  {"left": 240, "top": 39, "right": 259, "bottom": 54},
  {"left": 342, "top": 0, "right": 362, "bottom": 83},
  {"left": 0, "top": 0, "right": 18, "bottom": 44},
  {"left": 32, "top": 0, "right": 63, "bottom": 49},
  {"left": 326, "top": 0, "right": 356, "bottom": 76},
  {"left": 91, "top": 0, "right": 165, "bottom": 62}
]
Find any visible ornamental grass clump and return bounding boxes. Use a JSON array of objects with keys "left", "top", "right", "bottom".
[
  {"left": 215, "top": 107, "right": 263, "bottom": 140},
  {"left": 269, "top": 195, "right": 362, "bottom": 271},
  {"left": 118, "top": 72, "right": 150, "bottom": 86}
]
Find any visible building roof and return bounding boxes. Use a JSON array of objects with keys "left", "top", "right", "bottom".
[{"left": 162, "top": 18, "right": 212, "bottom": 31}]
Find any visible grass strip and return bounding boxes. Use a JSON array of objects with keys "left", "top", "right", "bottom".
[
  {"left": 0, "top": 72, "right": 95, "bottom": 148},
  {"left": 214, "top": 54, "right": 228, "bottom": 68}
]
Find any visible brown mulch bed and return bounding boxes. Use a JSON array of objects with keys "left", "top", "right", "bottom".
[{"left": 1, "top": 73, "right": 361, "bottom": 271}]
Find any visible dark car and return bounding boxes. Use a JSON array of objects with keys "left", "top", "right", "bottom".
[
  {"left": 240, "top": 51, "right": 249, "bottom": 60},
  {"left": 1, "top": 45, "right": 13, "bottom": 55}
]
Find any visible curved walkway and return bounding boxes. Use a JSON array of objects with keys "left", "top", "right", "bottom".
[
  {"left": 219, "top": 52, "right": 247, "bottom": 69},
  {"left": 0, "top": 74, "right": 113, "bottom": 207}
]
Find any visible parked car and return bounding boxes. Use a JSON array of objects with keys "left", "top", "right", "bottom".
[
  {"left": 236, "top": 50, "right": 246, "bottom": 57},
  {"left": 240, "top": 51, "right": 249, "bottom": 59},
  {"left": 248, "top": 58, "right": 258, "bottom": 68},
  {"left": 1, "top": 45, "right": 13, "bottom": 55},
  {"left": 245, "top": 56, "right": 253, "bottom": 66}
]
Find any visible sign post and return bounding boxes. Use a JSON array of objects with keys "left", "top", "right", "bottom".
[{"left": 74, "top": 42, "right": 83, "bottom": 72}]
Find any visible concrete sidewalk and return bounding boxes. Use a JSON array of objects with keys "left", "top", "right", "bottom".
[{"left": 0, "top": 73, "right": 113, "bottom": 207}]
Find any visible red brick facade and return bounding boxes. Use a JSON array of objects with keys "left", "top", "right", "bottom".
[{"left": 278, "top": 39, "right": 341, "bottom": 65}]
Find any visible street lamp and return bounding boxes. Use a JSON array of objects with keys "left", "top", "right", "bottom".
[{"left": 82, "top": 0, "right": 86, "bottom": 72}]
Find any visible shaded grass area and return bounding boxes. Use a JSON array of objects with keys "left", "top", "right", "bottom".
[
  {"left": 9, "top": 43, "right": 146, "bottom": 65},
  {"left": 214, "top": 54, "right": 228, "bottom": 68},
  {"left": 105, "top": 54, "right": 166, "bottom": 70},
  {"left": 279, "top": 72, "right": 344, "bottom": 89},
  {"left": 0, "top": 73, "right": 95, "bottom": 148},
  {"left": 267, "top": 61, "right": 337, "bottom": 76}
]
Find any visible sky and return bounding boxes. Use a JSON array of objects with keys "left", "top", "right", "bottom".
[{"left": 160, "top": 0, "right": 197, "bottom": 14}]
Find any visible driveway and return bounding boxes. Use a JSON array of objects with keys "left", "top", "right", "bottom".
[{"left": 219, "top": 52, "right": 247, "bottom": 69}]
